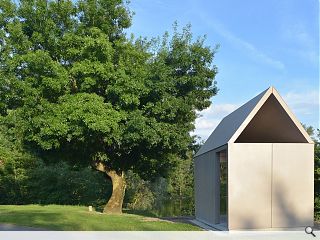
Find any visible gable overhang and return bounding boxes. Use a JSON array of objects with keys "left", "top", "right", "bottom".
[
  {"left": 228, "top": 87, "right": 313, "bottom": 144},
  {"left": 194, "top": 88, "right": 269, "bottom": 157}
]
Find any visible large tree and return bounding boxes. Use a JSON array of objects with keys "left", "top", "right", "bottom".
[{"left": 0, "top": 0, "right": 218, "bottom": 213}]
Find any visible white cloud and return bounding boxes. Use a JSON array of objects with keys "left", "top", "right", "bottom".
[
  {"left": 193, "top": 103, "right": 239, "bottom": 141},
  {"left": 283, "top": 90, "right": 319, "bottom": 116}
]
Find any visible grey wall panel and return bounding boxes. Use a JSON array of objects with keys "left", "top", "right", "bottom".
[
  {"left": 228, "top": 143, "right": 272, "bottom": 230},
  {"left": 194, "top": 151, "right": 218, "bottom": 226},
  {"left": 272, "top": 143, "right": 314, "bottom": 228}
]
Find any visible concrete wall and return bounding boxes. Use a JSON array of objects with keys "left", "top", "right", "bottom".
[
  {"left": 272, "top": 143, "right": 314, "bottom": 227},
  {"left": 228, "top": 143, "right": 314, "bottom": 230},
  {"left": 228, "top": 143, "right": 272, "bottom": 230},
  {"left": 194, "top": 150, "right": 220, "bottom": 226}
]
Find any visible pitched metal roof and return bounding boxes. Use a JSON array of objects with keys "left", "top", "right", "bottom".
[{"left": 195, "top": 86, "right": 313, "bottom": 157}]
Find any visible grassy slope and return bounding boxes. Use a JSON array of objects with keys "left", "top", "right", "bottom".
[{"left": 0, "top": 205, "right": 200, "bottom": 231}]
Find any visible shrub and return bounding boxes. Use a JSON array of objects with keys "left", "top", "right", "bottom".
[
  {"left": 0, "top": 158, "right": 112, "bottom": 206},
  {"left": 124, "top": 170, "right": 155, "bottom": 210},
  {"left": 27, "top": 161, "right": 112, "bottom": 206}
]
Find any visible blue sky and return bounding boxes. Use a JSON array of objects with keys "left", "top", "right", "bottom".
[{"left": 127, "top": 0, "right": 319, "bottom": 140}]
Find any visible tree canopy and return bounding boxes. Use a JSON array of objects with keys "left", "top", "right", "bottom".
[{"left": 0, "top": 0, "right": 218, "bottom": 213}]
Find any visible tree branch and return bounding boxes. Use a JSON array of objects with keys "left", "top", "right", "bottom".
[{"left": 95, "top": 161, "right": 106, "bottom": 173}]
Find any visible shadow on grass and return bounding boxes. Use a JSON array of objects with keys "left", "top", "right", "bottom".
[
  {"left": 0, "top": 207, "right": 85, "bottom": 230},
  {"left": 123, "top": 209, "right": 158, "bottom": 218},
  {"left": 0, "top": 205, "right": 199, "bottom": 231},
  {"left": 90, "top": 204, "right": 158, "bottom": 217}
]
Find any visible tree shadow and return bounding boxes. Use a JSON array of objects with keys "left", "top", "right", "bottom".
[
  {"left": 0, "top": 208, "right": 83, "bottom": 230},
  {"left": 232, "top": 181, "right": 313, "bottom": 230},
  {"left": 273, "top": 183, "right": 313, "bottom": 228},
  {"left": 123, "top": 209, "right": 158, "bottom": 218}
]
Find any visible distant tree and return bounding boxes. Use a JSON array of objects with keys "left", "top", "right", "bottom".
[
  {"left": 168, "top": 152, "right": 194, "bottom": 209},
  {"left": 173, "top": 153, "right": 195, "bottom": 215},
  {"left": 0, "top": 123, "right": 37, "bottom": 204},
  {"left": 0, "top": 0, "right": 218, "bottom": 213},
  {"left": 303, "top": 125, "right": 320, "bottom": 220},
  {"left": 302, "top": 124, "right": 315, "bottom": 140}
]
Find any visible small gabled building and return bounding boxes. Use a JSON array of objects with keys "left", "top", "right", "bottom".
[{"left": 194, "top": 86, "right": 314, "bottom": 230}]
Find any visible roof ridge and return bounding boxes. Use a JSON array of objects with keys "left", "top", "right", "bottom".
[{"left": 194, "top": 86, "right": 312, "bottom": 158}]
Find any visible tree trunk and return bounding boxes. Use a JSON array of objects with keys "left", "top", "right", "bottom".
[
  {"left": 104, "top": 169, "right": 126, "bottom": 214},
  {"left": 95, "top": 162, "right": 126, "bottom": 214}
]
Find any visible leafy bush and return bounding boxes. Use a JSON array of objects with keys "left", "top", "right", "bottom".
[
  {"left": 0, "top": 122, "right": 38, "bottom": 204},
  {"left": 27, "top": 161, "right": 112, "bottom": 207},
  {"left": 124, "top": 170, "right": 155, "bottom": 210},
  {"left": 0, "top": 159, "right": 112, "bottom": 206},
  {"left": 315, "top": 196, "right": 320, "bottom": 221},
  {"left": 166, "top": 153, "right": 195, "bottom": 216},
  {"left": 124, "top": 153, "right": 195, "bottom": 217},
  {"left": 152, "top": 177, "right": 170, "bottom": 210},
  {"left": 0, "top": 157, "right": 35, "bottom": 204}
]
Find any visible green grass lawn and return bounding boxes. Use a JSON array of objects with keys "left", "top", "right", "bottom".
[{"left": 0, "top": 205, "right": 200, "bottom": 231}]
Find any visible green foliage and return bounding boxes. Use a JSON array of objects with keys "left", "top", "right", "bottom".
[
  {"left": 0, "top": 121, "right": 37, "bottom": 204},
  {"left": 167, "top": 153, "right": 194, "bottom": 199},
  {"left": 0, "top": 0, "right": 217, "bottom": 183},
  {"left": 124, "top": 152, "right": 195, "bottom": 216},
  {"left": 0, "top": 0, "right": 217, "bottom": 212},
  {"left": 27, "top": 161, "right": 112, "bottom": 206},
  {"left": 303, "top": 125, "right": 320, "bottom": 221},
  {"left": 0, "top": 123, "right": 111, "bottom": 206},
  {"left": 125, "top": 170, "right": 155, "bottom": 210},
  {"left": 152, "top": 177, "right": 170, "bottom": 211},
  {"left": 165, "top": 152, "right": 194, "bottom": 215},
  {"left": 0, "top": 157, "right": 34, "bottom": 204},
  {"left": 315, "top": 197, "right": 320, "bottom": 221},
  {"left": 0, "top": 158, "right": 112, "bottom": 206}
]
